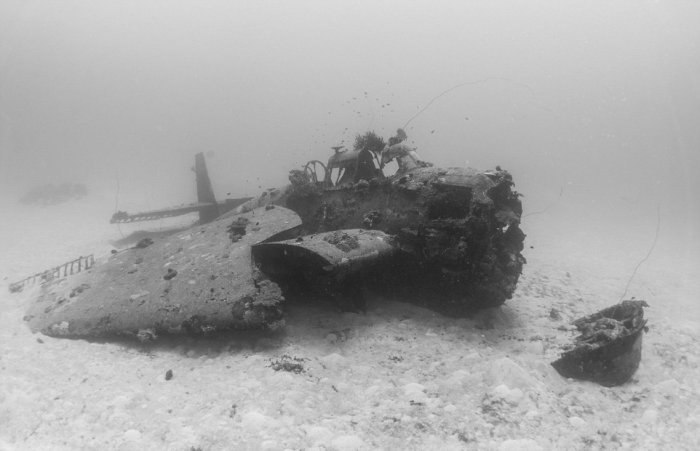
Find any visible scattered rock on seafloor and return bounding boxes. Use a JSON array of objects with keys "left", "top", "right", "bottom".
[
  {"left": 269, "top": 355, "right": 306, "bottom": 374},
  {"left": 134, "top": 237, "right": 154, "bottom": 249},
  {"left": 551, "top": 300, "right": 649, "bottom": 387}
]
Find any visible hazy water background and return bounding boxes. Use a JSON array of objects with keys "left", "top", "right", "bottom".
[
  {"left": 1, "top": 1, "right": 698, "bottom": 283},
  {"left": 1, "top": 5, "right": 700, "bottom": 448}
]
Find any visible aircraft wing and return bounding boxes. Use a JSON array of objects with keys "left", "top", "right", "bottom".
[{"left": 25, "top": 206, "right": 301, "bottom": 338}]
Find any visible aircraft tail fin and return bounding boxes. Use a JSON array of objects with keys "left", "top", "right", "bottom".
[{"left": 194, "top": 152, "right": 219, "bottom": 223}]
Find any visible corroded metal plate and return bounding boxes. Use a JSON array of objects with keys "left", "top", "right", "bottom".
[{"left": 25, "top": 206, "right": 301, "bottom": 338}]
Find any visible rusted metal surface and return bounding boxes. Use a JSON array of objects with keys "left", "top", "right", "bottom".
[
  {"left": 231, "top": 162, "right": 525, "bottom": 314},
  {"left": 552, "top": 300, "right": 649, "bottom": 387},
  {"left": 253, "top": 229, "right": 396, "bottom": 277},
  {"left": 252, "top": 229, "right": 398, "bottom": 311},
  {"left": 110, "top": 202, "right": 216, "bottom": 223},
  {"left": 25, "top": 145, "right": 526, "bottom": 339},
  {"left": 277, "top": 164, "right": 525, "bottom": 314},
  {"left": 25, "top": 206, "right": 301, "bottom": 338},
  {"left": 194, "top": 152, "right": 220, "bottom": 223},
  {"left": 109, "top": 198, "right": 252, "bottom": 224},
  {"left": 325, "top": 148, "right": 380, "bottom": 187}
]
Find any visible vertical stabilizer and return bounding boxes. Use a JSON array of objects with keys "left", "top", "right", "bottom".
[{"left": 194, "top": 152, "right": 219, "bottom": 223}]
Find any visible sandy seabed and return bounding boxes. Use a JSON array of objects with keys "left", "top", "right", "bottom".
[{"left": 1, "top": 191, "right": 698, "bottom": 451}]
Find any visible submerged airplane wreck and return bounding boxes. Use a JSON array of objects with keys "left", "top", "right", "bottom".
[{"left": 25, "top": 130, "right": 526, "bottom": 339}]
